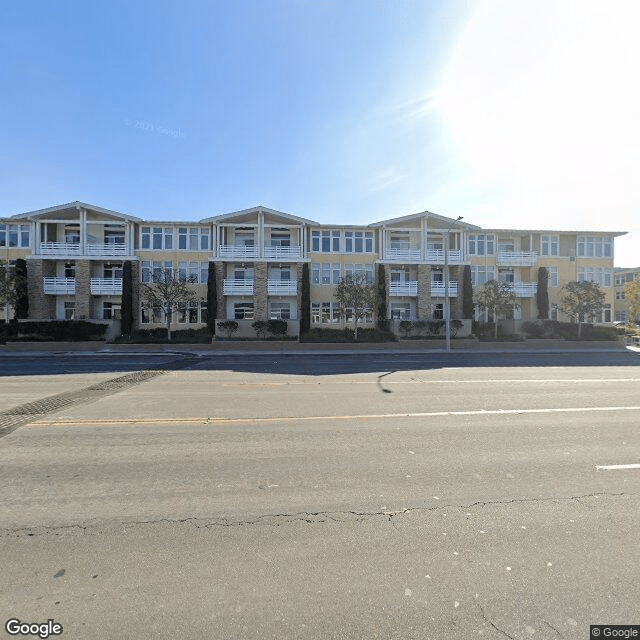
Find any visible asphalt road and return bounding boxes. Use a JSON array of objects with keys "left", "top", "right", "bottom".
[{"left": 1, "top": 351, "right": 639, "bottom": 639}]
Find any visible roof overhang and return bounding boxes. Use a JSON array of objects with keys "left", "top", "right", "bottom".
[
  {"left": 200, "top": 205, "right": 319, "bottom": 226},
  {"left": 7, "top": 201, "right": 142, "bottom": 223}
]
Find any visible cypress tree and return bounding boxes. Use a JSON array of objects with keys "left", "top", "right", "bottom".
[
  {"left": 14, "top": 258, "right": 29, "bottom": 319},
  {"left": 120, "top": 260, "right": 134, "bottom": 336},
  {"left": 300, "top": 263, "right": 310, "bottom": 334},
  {"left": 377, "top": 263, "right": 387, "bottom": 329},
  {"left": 462, "top": 264, "right": 473, "bottom": 319},
  {"left": 207, "top": 262, "right": 218, "bottom": 335},
  {"left": 536, "top": 267, "right": 549, "bottom": 319}
]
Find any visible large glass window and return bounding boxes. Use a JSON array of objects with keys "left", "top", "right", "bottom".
[
  {"left": 468, "top": 234, "right": 495, "bottom": 256},
  {"left": 541, "top": 235, "right": 559, "bottom": 256},
  {"left": 270, "top": 302, "right": 291, "bottom": 320},
  {"left": 577, "top": 236, "right": 612, "bottom": 258},
  {"left": 234, "top": 302, "right": 254, "bottom": 320}
]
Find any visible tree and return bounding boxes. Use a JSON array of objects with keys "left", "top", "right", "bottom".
[
  {"left": 334, "top": 273, "right": 378, "bottom": 341},
  {"left": 206, "top": 262, "right": 218, "bottom": 336},
  {"left": 462, "top": 265, "right": 473, "bottom": 319},
  {"left": 300, "top": 263, "right": 310, "bottom": 334},
  {"left": 536, "top": 267, "right": 549, "bottom": 319},
  {"left": 139, "top": 267, "right": 200, "bottom": 341},
  {"left": 624, "top": 279, "right": 640, "bottom": 325},
  {"left": 557, "top": 280, "right": 605, "bottom": 338},
  {"left": 120, "top": 261, "right": 134, "bottom": 337},
  {"left": 217, "top": 320, "right": 239, "bottom": 339},
  {"left": 0, "top": 260, "right": 28, "bottom": 323},
  {"left": 475, "top": 279, "right": 519, "bottom": 339},
  {"left": 377, "top": 264, "right": 388, "bottom": 329}
]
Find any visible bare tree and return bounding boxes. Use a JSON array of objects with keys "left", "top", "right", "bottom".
[
  {"left": 557, "top": 280, "right": 605, "bottom": 338},
  {"left": 0, "top": 261, "right": 27, "bottom": 323},
  {"left": 334, "top": 273, "right": 378, "bottom": 341},
  {"left": 139, "top": 267, "right": 200, "bottom": 341},
  {"left": 475, "top": 279, "right": 519, "bottom": 339}
]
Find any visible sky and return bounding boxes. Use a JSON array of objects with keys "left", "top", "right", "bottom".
[{"left": 1, "top": 0, "right": 638, "bottom": 266}]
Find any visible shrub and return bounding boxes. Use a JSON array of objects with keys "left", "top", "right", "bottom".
[
  {"left": 399, "top": 320, "right": 413, "bottom": 338},
  {"left": 252, "top": 320, "right": 268, "bottom": 338},
  {"left": 266, "top": 319, "right": 288, "bottom": 337},
  {"left": 120, "top": 261, "right": 134, "bottom": 337},
  {"left": 15, "top": 320, "right": 108, "bottom": 341},
  {"left": 112, "top": 327, "right": 211, "bottom": 344},
  {"left": 217, "top": 320, "right": 239, "bottom": 339},
  {"left": 300, "top": 327, "right": 396, "bottom": 343},
  {"left": 521, "top": 321, "right": 547, "bottom": 338}
]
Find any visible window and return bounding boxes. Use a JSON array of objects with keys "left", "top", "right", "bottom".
[
  {"left": 270, "top": 302, "right": 291, "bottom": 320},
  {"left": 433, "top": 303, "right": 444, "bottom": 320},
  {"left": 616, "top": 291, "right": 625, "bottom": 300},
  {"left": 64, "top": 262, "right": 76, "bottom": 278},
  {"left": 468, "top": 234, "right": 495, "bottom": 256},
  {"left": 234, "top": 302, "right": 254, "bottom": 320},
  {"left": 390, "top": 232, "right": 410, "bottom": 250},
  {"left": 141, "top": 304, "right": 163, "bottom": 324},
  {"left": 233, "top": 265, "right": 253, "bottom": 280},
  {"left": 103, "top": 263, "right": 123, "bottom": 279},
  {"left": 312, "top": 230, "right": 341, "bottom": 252},
  {"left": 141, "top": 261, "right": 151, "bottom": 282},
  {"left": 577, "top": 267, "right": 612, "bottom": 287},
  {"left": 64, "top": 301, "right": 75, "bottom": 320},
  {"left": 311, "top": 302, "right": 340, "bottom": 324},
  {"left": 390, "top": 302, "right": 412, "bottom": 320},
  {"left": 345, "top": 231, "right": 373, "bottom": 253},
  {"left": 200, "top": 262, "right": 209, "bottom": 284},
  {"left": 102, "top": 302, "right": 121, "bottom": 320},
  {"left": 332, "top": 264, "right": 341, "bottom": 285},
  {"left": 541, "top": 235, "right": 559, "bottom": 256},
  {"left": 3, "top": 224, "right": 31, "bottom": 248},
  {"left": 145, "top": 226, "right": 173, "bottom": 250},
  {"left": 177, "top": 302, "right": 199, "bottom": 324},
  {"left": 498, "top": 269, "right": 515, "bottom": 284},
  {"left": 321, "top": 263, "right": 331, "bottom": 285},
  {"left": 547, "top": 266, "right": 558, "bottom": 287},
  {"left": 470, "top": 265, "right": 495, "bottom": 286},
  {"left": 233, "top": 229, "right": 255, "bottom": 247},
  {"left": 270, "top": 230, "right": 290, "bottom": 247},
  {"left": 311, "top": 263, "right": 320, "bottom": 284},
  {"left": 616, "top": 310, "right": 627, "bottom": 323},
  {"left": 391, "top": 268, "right": 411, "bottom": 283},
  {"left": 577, "top": 236, "right": 612, "bottom": 258}
]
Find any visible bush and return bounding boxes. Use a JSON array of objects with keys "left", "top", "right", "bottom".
[
  {"left": 300, "top": 327, "right": 396, "bottom": 343},
  {"left": 217, "top": 320, "right": 239, "bottom": 339},
  {"left": 267, "top": 319, "right": 288, "bottom": 337},
  {"left": 14, "top": 320, "right": 108, "bottom": 341},
  {"left": 521, "top": 321, "right": 547, "bottom": 338},
  {"left": 399, "top": 320, "right": 413, "bottom": 338},
  {"left": 251, "top": 320, "right": 268, "bottom": 338},
  {"left": 113, "top": 327, "right": 211, "bottom": 344}
]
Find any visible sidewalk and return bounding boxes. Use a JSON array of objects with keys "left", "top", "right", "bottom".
[{"left": 0, "top": 338, "right": 635, "bottom": 357}]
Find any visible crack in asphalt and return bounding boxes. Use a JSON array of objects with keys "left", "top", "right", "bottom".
[
  {"left": 479, "top": 606, "right": 516, "bottom": 639},
  {"left": 2, "top": 491, "right": 634, "bottom": 537}
]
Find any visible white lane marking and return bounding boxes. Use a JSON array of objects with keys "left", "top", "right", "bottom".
[
  {"left": 596, "top": 464, "right": 640, "bottom": 470},
  {"left": 222, "top": 378, "right": 640, "bottom": 387},
  {"left": 34, "top": 405, "right": 640, "bottom": 426}
]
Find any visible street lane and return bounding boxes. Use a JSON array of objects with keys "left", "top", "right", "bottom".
[{"left": 1, "top": 353, "right": 640, "bottom": 639}]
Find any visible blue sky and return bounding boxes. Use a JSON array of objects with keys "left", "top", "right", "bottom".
[{"left": 1, "top": 0, "right": 638, "bottom": 266}]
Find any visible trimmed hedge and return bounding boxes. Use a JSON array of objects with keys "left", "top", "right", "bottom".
[
  {"left": 300, "top": 327, "right": 397, "bottom": 343},
  {"left": 113, "top": 327, "right": 211, "bottom": 343},
  {"left": 521, "top": 320, "right": 619, "bottom": 341},
  {"left": 12, "top": 320, "right": 108, "bottom": 341}
]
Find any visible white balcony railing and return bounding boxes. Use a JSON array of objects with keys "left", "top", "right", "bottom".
[
  {"left": 385, "top": 248, "right": 422, "bottom": 261},
  {"left": 267, "top": 280, "right": 297, "bottom": 295},
  {"left": 223, "top": 279, "right": 254, "bottom": 295},
  {"left": 426, "top": 249, "right": 464, "bottom": 264},
  {"left": 496, "top": 251, "right": 538, "bottom": 266},
  {"left": 90, "top": 278, "right": 123, "bottom": 295},
  {"left": 43, "top": 277, "right": 76, "bottom": 294},
  {"left": 430, "top": 281, "right": 458, "bottom": 297},
  {"left": 389, "top": 281, "right": 418, "bottom": 296},
  {"left": 264, "top": 246, "right": 303, "bottom": 259},
  {"left": 86, "top": 243, "right": 127, "bottom": 256},
  {"left": 39, "top": 242, "right": 81, "bottom": 256},
  {"left": 219, "top": 245, "right": 261, "bottom": 259},
  {"left": 508, "top": 282, "right": 537, "bottom": 297}
]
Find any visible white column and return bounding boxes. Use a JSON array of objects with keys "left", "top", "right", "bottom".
[
  {"left": 79, "top": 207, "right": 86, "bottom": 255},
  {"left": 258, "top": 211, "right": 264, "bottom": 258}
]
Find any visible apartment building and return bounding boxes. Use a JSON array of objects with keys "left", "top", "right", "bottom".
[
  {"left": 614, "top": 267, "right": 640, "bottom": 324},
  {"left": 0, "top": 201, "right": 626, "bottom": 334}
]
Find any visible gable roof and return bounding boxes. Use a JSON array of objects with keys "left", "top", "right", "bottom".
[
  {"left": 200, "top": 205, "right": 319, "bottom": 226},
  {"left": 7, "top": 201, "right": 142, "bottom": 222},
  {"left": 368, "top": 209, "right": 481, "bottom": 229}
]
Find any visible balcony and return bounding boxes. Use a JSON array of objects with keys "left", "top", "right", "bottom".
[
  {"left": 426, "top": 249, "right": 464, "bottom": 264},
  {"left": 219, "top": 245, "right": 260, "bottom": 259},
  {"left": 509, "top": 282, "right": 537, "bottom": 297},
  {"left": 90, "top": 278, "right": 123, "bottom": 295},
  {"left": 430, "top": 281, "right": 458, "bottom": 297},
  {"left": 267, "top": 280, "right": 297, "bottom": 295},
  {"left": 264, "top": 246, "right": 303, "bottom": 259},
  {"left": 86, "top": 243, "right": 127, "bottom": 256},
  {"left": 40, "top": 242, "right": 81, "bottom": 256},
  {"left": 43, "top": 277, "right": 75, "bottom": 294},
  {"left": 385, "top": 248, "right": 421, "bottom": 261},
  {"left": 389, "top": 281, "right": 418, "bottom": 296},
  {"left": 496, "top": 251, "right": 538, "bottom": 266},
  {"left": 223, "top": 279, "right": 254, "bottom": 295}
]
